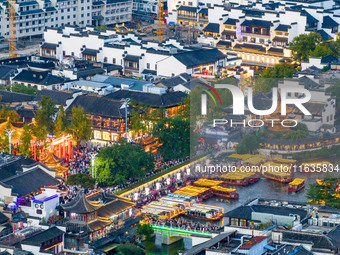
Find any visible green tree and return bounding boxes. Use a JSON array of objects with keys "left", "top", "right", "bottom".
[
  {"left": 137, "top": 223, "right": 154, "bottom": 240},
  {"left": 66, "top": 173, "right": 95, "bottom": 189},
  {"left": 310, "top": 44, "right": 333, "bottom": 58},
  {"left": 260, "top": 63, "right": 296, "bottom": 78},
  {"left": 96, "top": 138, "right": 154, "bottom": 186},
  {"left": 289, "top": 32, "right": 322, "bottom": 62},
  {"left": 19, "top": 124, "right": 32, "bottom": 157},
  {"left": 0, "top": 84, "right": 38, "bottom": 95},
  {"left": 0, "top": 104, "right": 20, "bottom": 123},
  {"left": 328, "top": 81, "right": 340, "bottom": 122},
  {"left": 116, "top": 243, "right": 143, "bottom": 255},
  {"left": 307, "top": 178, "right": 340, "bottom": 208},
  {"left": 70, "top": 106, "right": 92, "bottom": 147},
  {"left": 54, "top": 105, "right": 69, "bottom": 136},
  {"left": 152, "top": 116, "right": 190, "bottom": 161},
  {"left": 285, "top": 130, "right": 308, "bottom": 140},
  {"left": 254, "top": 63, "right": 296, "bottom": 93},
  {"left": 95, "top": 25, "right": 107, "bottom": 32},
  {"left": 33, "top": 96, "right": 57, "bottom": 140},
  {"left": 236, "top": 134, "right": 260, "bottom": 154}
]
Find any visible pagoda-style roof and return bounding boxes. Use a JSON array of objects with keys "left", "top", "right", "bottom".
[
  {"left": 40, "top": 151, "right": 68, "bottom": 177},
  {"left": 62, "top": 191, "right": 135, "bottom": 216},
  {"left": 62, "top": 190, "right": 102, "bottom": 214}
]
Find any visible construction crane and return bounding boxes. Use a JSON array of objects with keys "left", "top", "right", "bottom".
[
  {"left": 156, "top": 0, "right": 163, "bottom": 43},
  {"left": 8, "top": 0, "right": 17, "bottom": 58}
]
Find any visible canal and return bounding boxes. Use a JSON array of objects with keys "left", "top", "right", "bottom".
[{"left": 144, "top": 169, "right": 339, "bottom": 254}]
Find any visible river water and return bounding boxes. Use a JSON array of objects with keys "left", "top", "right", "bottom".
[{"left": 144, "top": 163, "right": 340, "bottom": 254}]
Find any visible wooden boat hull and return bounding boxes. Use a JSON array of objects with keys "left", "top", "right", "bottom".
[
  {"left": 223, "top": 180, "right": 249, "bottom": 186},
  {"left": 185, "top": 214, "right": 223, "bottom": 221},
  {"left": 213, "top": 192, "right": 239, "bottom": 199},
  {"left": 288, "top": 184, "right": 305, "bottom": 192},
  {"left": 264, "top": 176, "right": 292, "bottom": 183}
]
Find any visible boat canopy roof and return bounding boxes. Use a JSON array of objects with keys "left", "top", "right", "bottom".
[{"left": 289, "top": 178, "right": 305, "bottom": 186}]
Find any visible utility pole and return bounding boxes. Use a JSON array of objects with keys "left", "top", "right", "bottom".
[{"left": 5, "top": 129, "right": 14, "bottom": 155}]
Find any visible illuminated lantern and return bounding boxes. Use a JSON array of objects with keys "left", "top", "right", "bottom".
[{"left": 145, "top": 187, "right": 150, "bottom": 196}]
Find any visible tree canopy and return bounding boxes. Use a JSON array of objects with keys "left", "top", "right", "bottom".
[
  {"left": 54, "top": 105, "right": 69, "bottom": 136},
  {"left": 33, "top": 96, "right": 57, "bottom": 141},
  {"left": 289, "top": 32, "right": 340, "bottom": 62},
  {"left": 0, "top": 104, "right": 20, "bottom": 123},
  {"left": 19, "top": 124, "right": 32, "bottom": 157},
  {"left": 307, "top": 178, "right": 340, "bottom": 208},
  {"left": 152, "top": 116, "right": 190, "bottom": 161},
  {"left": 137, "top": 223, "right": 154, "bottom": 240},
  {"left": 236, "top": 134, "right": 260, "bottom": 154},
  {"left": 96, "top": 139, "right": 154, "bottom": 186},
  {"left": 66, "top": 173, "right": 95, "bottom": 189},
  {"left": 70, "top": 106, "right": 92, "bottom": 147},
  {"left": 116, "top": 243, "right": 143, "bottom": 255},
  {"left": 0, "top": 84, "right": 38, "bottom": 95},
  {"left": 289, "top": 32, "right": 322, "bottom": 62},
  {"left": 328, "top": 81, "right": 340, "bottom": 123},
  {"left": 253, "top": 63, "right": 296, "bottom": 94}
]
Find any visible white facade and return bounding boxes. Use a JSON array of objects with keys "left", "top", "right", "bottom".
[
  {"left": 20, "top": 188, "right": 60, "bottom": 220},
  {"left": 43, "top": 26, "right": 231, "bottom": 77},
  {"left": 0, "top": 0, "right": 132, "bottom": 39}
]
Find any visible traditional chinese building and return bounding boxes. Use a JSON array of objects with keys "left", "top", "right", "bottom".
[
  {"left": 61, "top": 191, "right": 135, "bottom": 241},
  {"left": 39, "top": 151, "right": 68, "bottom": 178}
]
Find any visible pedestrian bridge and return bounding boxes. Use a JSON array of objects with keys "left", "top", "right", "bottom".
[{"left": 151, "top": 224, "right": 214, "bottom": 249}]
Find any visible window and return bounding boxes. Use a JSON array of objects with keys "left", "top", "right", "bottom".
[
  {"left": 147, "top": 63, "right": 150, "bottom": 69},
  {"left": 231, "top": 218, "right": 238, "bottom": 226},
  {"left": 113, "top": 58, "right": 116, "bottom": 64},
  {"left": 36, "top": 209, "right": 42, "bottom": 214}
]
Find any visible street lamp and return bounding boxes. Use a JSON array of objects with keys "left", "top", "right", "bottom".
[
  {"left": 91, "top": 153, "right": 97, "bottom": 179},
  {"left": 91, "top": 153, "right": 98, "bottom": 189},
  {"left": 121, "top": 98, "right": 130, "bottom": 141},
  {"left": 5, "top": 129, "right": 14, "bottom": 155}
]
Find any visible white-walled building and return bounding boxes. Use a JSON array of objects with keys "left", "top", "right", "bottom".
[
  {"left": 166, "top": 0, "right": 340, "bottom": 66},
  {"left": 0, "top": 0, "right": 132, "bottom": 39},
  {"left": 41, "top": 26, "right": 237, "bottom": 76}
]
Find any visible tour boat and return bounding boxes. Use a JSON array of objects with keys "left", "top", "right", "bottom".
[
  {"left": 141, "top": 201, "right": 185, "bottom": 219},
  {"left": 288, "top": 178, "right": 305, "bottom": 192},
  {"left": 273, "top": 157, "right": 297, "bottom": 166},
  {"left": 193, "top": 178, "right": 224, "bottom": 188},
  {"left": 220, "top": 171, "right": 259, "bottom": 186},
  {"left": 211, "top": 186, "right": 239, "bottom": 199},
  {"left": 261, "top": 162, "right": 292, "bottom": 183},
  {"left": 174, "top": 185, "right": 213, "bottom": 201},
  {"left": 184, "top": 203, "right": 224, "bottom": 221}
]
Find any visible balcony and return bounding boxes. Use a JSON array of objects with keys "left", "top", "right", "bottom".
[{"left": 178, "top": 15, "right": 197, "bottom": 21}]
